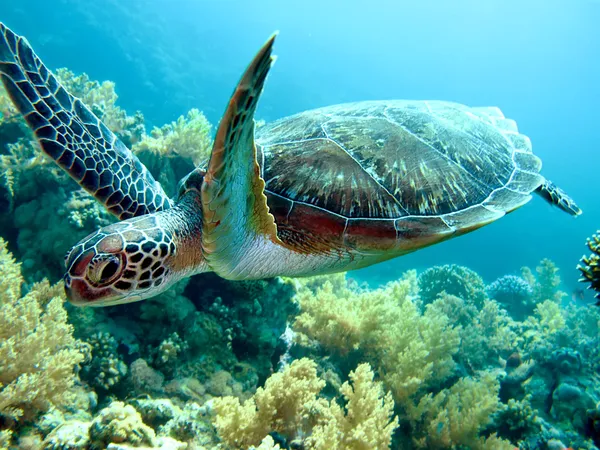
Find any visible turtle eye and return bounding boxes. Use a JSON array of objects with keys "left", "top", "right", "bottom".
[{"left": 88, "top": 255, "right": 123, "bottom": 286}]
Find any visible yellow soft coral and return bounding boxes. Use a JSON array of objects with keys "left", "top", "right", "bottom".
[
  {"left": 0, "top": 238, "right": 85, "bottom": 421},
  {"left": 521, "top": 258, "right": 565, "bottom": 304},
  {"left": 407, "top": 373, "right": 513, "bottom": 449},
  {"left": 522, "top": 299, "right": 566, "bottom": 351},
  {"left": 213, "top": 358, "right": 326, "bottom": 447},
  {"left": 213, "top": 359, "right": 397, "bottom": 450},
  {"left": 431, "top": 295, "right": 519, "bottom": 371},
  {"left": 293, "top": 274, "right": 459, "bottom": 404},
  {"left": 133, "top": 108, "right": 212, "bottom": 167},
  {"left": 307, "top": 364, "right": 398, "bottom": 450},
  {"left": 284, "top": 272, "right": 351, "bottom": 297}
]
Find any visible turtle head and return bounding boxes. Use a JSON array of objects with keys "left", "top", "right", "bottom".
[{"left": 64, "top": 203, "right": 206, "bottom": 306}]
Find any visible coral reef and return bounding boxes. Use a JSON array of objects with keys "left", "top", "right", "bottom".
[
  {"left": 521, "top": 258, "right": 566, "bottom": 304},
  {"left": 418, "top": 264, "right": 487, "bottom": 307},
  {"left": 80, "top": 332, "right": 128, "bottom": 393},
  {"left": 430, "top": 294, "right": 519, "bottom": 371},
  {"left": 3, "top": 63, "right": 600, "bottom": 450},
  {"left": 0, "top": 238, "right": 86, "bottom": 424},
  {"left": 490, "top": 397, "right": 542, "bottom": 443},
  {"left": 487, "top": 274, "right": 535, "bottom": 320},
  {"left": 133, "top": 108, "right": 212, "bottom": 166},
  {"left": 89, "top": 401, "right": 157, "bottom": 448},
  {"left": 213, "top": 358, "right": 398, "bottom": 449},
  {"left": 133, "top": 108, "right": 212, "bottom": 197},
  {"left": 293, "top": 272, "right": 460, "bottom": 404},
  {"left": 579, "top": 230, "right": 600, "bottom": 304},
  {"left": 407, "top": 373, "right": 513, "bottom": 449},
  {"left": 54, "top": 68, "right": 145, "bottom": 147}
]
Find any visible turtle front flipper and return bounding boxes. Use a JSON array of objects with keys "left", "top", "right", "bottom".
[
  {"left": 535, "top": 179, "right": 582, "bottom": 216},
  {"left": 0, "top": 23, "right": 172, "bottom": 219},
  {"left": 201, "top": 34, "right": 285, "bottom": 279}
]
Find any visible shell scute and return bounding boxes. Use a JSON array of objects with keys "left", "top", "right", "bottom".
[
  {"left": 257, "top": 111, "right": 326, "bottom": 146},
  {"left": 258, "top": 100, "right": 544, "bottom": 250},
  {"left": 262, "top": 133, "right": 405, "bottom": 218},
  {"left": 507, "top": 170, "right": 545, "bottom": 194},
  {"left": 267, "top": 194, "right": 346, "bottom": 255},
  {"left": 513, "top": 151, "right": 542, "bottom": 172},
  {"left": 506, "top": 133, "right": 532, "bottom": 153},
  {"left": 394, "top": 216, "right": 455, "bottom": 251},
  {"left": 442, "top": 204, "right": 504, "bottom": 233},
  {"left": 344, "top": 218, "right": 397, "bottom": 251},
  {"left": 483, "top": 189, "right": 532, "bottom": 214}
]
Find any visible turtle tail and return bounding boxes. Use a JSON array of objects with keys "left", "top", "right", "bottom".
[{"left": 535, "top": 179, "right": 582, "bottom": 216}]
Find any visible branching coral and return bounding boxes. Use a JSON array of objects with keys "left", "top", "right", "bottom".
[
  {"left": 89, "top": 401, "right": 156, "bottom": 448},
  {"left": 521, "top": 259, "right": 565, "bottom": 304},
  {"left": 80, "top": 331, "right": 127, "bottom": 392},
  {"left": 578, "top": 230, "right": 600, "bottom": 303},
  {"left": 407, "top": 373, "right": 513, "bottom": 449},
  {"left": 131, "top": 108, "right": 212, "bottom": 197},
  {"left": 522, "top": 300, "right": 566, "bottom": 353},
  {"left": 430, "top": 294, "right": 519, "bottom": 371},
  {"left": 0, "top": 429, "right": 12, "bottom": 449},
  {"left": 285, "top": 272, "right": 352, "bottom": 297},
  {"left": 293, "top": 274, "right": 459, "bottom": 405},
  {"left": 561, "top": 304, "right": 600, "bottom": 368},
  {"left": 490, "top": 397, "right": 542, "bottom": 443},
  {"left": 133, "top": 108, "right": 212, "bottom": 166},
  {"left": 0, "top": 238, "right": 85, "bottom": 422},
  {"left": 306, "top": 363, "right": 398, "bottom": 450},
  {"left": 418, "top": 264, "right": 487, "bottom": 307},
  {"left": 0, "top": 138, "right": 48, "bottom": 200},
  {"left": 487, "top": 275, "right": 535, "bottom": 320},
  {"left": 213, "top": 358, "right": 326, "bottom": 447},
  {"left": 212, "top": 358, "right": 398, "bottom": 450}
]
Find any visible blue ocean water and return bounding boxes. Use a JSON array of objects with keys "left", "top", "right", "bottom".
[{"left": 4, "top": 0, "right": 600, "bottom": 294}]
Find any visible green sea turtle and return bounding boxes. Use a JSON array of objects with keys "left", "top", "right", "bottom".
[{"left": 0, "top": 23, "right": 581, "bottom": 306}]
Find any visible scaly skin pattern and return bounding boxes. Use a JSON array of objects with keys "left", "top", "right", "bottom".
[
  {"left": 0, "top": 22, "right": 171, "bottom": 219},
  {"left": 64, "top": 192, "right": 206, "bottom": 306}
]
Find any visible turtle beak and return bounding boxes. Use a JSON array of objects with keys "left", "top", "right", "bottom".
[{"left": 64, "top": 275, "right": 113, "bottom": 306}]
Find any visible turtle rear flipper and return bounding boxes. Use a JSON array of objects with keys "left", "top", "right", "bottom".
[
  {"left": 0, "top": 23, "right": 172, "bottom": 219},
  {"left": 536, "top": 179, "right": 582, "bottom": 216},
  {"left": 201, "top": 34, "right": 286, "bottom": 279}
]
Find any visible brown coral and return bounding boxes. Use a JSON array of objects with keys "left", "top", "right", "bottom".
[{"left": 579, "top": 230, "right": 600, "bottom": 303}]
